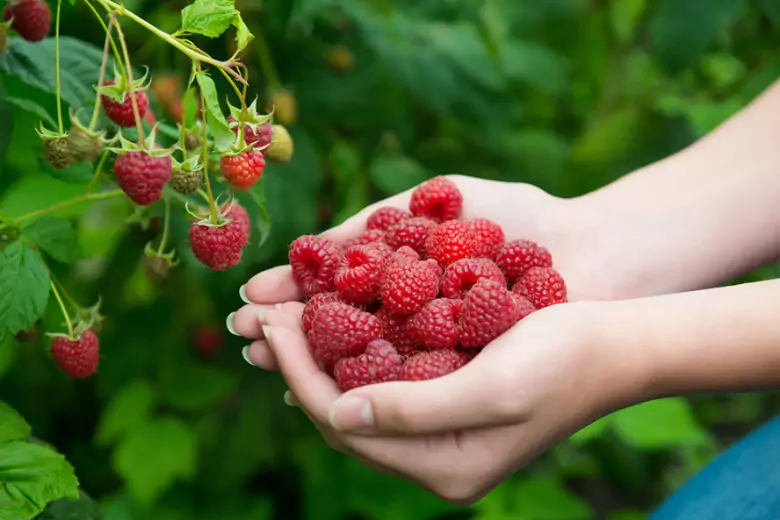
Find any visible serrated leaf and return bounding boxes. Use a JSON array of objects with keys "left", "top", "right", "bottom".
[
  {"left": 0, "top": 400, "right": 32, "bottom": 443},
  {"left": 0, "top": 441, "right": 80, "bottom": 519},
  {"left": 194, "top": 72, "right": 234, "bottom": 151},
  {"left": 248, "top": 179, "right": 272, "bottom": 249},
  {"left": 0, "top": 242, "right": 50, "bottom": 336},
  {"left": 159, "top": 363, "right": 236, "bottom": 412},
  {"left": 96, "top": 380, "right": 156, "bottom": 446},
  {"left": 180, "top": 0, "right": 254, "bottom": 50},
  {"left": 113, "top": 417, "right": 197, "bottom": 505},
  {"left": 2, "top": 95, "right": 55, "bottom": 127},
  {"left": 21, "top": 217, "right": 81, "bottom": 264},
  {"left": 612, "top": 398, "right": 710, "bottom": 449}
]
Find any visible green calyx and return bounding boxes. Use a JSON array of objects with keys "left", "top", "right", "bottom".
[
  {"left": 109, "top": 126, "right": 172, "bottom": 157},
  {"left": 97, "top": 64, "right": 152, "bottom": 103}
]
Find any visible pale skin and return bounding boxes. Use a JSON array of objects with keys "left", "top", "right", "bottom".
[{"left": 227, "top": 79, "right": 780, "bottom": 504}]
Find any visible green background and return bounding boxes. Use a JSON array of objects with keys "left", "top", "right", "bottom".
[{"left": 2, "top": 0, "right": 780, "bottom": 519}]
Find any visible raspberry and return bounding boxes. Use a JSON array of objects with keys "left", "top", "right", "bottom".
[
  {"left": 227, "top": 116, "right": 273, "bottom": 151},
  {"left": 302, "top": 292, "right": 343, "bottom": 332},
  {"left": 379, "top": 259, "right": 441, "bottom": 315},
  {"left": 401, "top": 349, "right": 469, "bottom": 381},
  {"left": 334, "top": 244, "right": 391, "bottom": 305},
  {"left": 289, "top": 235, "right": 341, "bottom": 297},
  {"left": 374, "top": 306, "right": 417, "bottom": 357},
  {"left": 334, "top": 339, "right": 403, "bottom": 391},
  {"left": 366, "top": 207, "right": 412, "bottom": 232},
  {"left": 406, "top": 298, "right": 463, "bottom": 350},
  {"left": 67, "top": 125, "right": 103, "bottom": 164},
  {"left": 469, "top": 218, "right": 505, "bottom": 259},
  {"left": 309, "top": 302, "right": 383, "bottom": 359},
  {"left": 495, "top": 239, "right": 553, "bottom": 284},
  {"left": 388, "top": 246, "right": 420, "bottom": 266},
  {"left": 50, "top": 330, "right": 99, "bottom": 379},
  {"left": 100, "top": 80, "right": 150, "bottom": 128},
  {"left": 425, "top": 220, "right": 479, "bottom": 267},
  {"left": 409, "top": 176, "right": 463, "bottom": 222},
  {"left": 512, "top": 267, "right": 568, "bottom": 309},
  {"left": 114, "top": 151, "right": 172, "bottom": 206},
  {"left": 342, "top": 228, "right": 386, "bottom": 249},
  {"left": 193, "top": 326, "right": 223, "bottom": 360},
  {"left": 189, "top": 217, "right": 248, "bottom": 271},
  {"left": 266, "top": 125, "right": 294, "bottom": 163},
  {"left": 460, "top": 279, "right": 523, "bottom": 348},
  {"left": 42, "top": 137, "right": 71, "bottom": 170},
  {"left": 220, "top": 150, "right": 266, "bottom": 191},
  {"left": 513, "top": 295, "right": 538, "bottom": 319},
  {"left": 222, "top": 203, "right": 251, "bottom": 243},
  {"left": 3, "top": 0, "right": 50, "bottom": 42},
  {"left": 440, "top": 258, "right": 505, "bottom": 299},
  {"left": 169, "top": 168, "right": 202, "bottom": 195},
  {"left": 384, "top": 217, "right": 437, "bottom": 256}
]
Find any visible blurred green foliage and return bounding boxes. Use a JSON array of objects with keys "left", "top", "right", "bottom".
[{"left": 1, "top": 0, "right": 780, "bottom": 519}]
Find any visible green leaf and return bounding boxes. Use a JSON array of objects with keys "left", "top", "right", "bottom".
[
  {"left": 247, "top": 179, "right": 272, "bottom": 249},
  {"left": 501, "top": 40, "right": 567, "bottom": 93},
  {"left": 2, "top": 95, "right": 56, "bottom": 127},
  {"left": 41, "top": 161, "right": 95, "bottom": 185},
  {"left": 194, "top": 72, "right": 234, "bottom": 151},
  {"left": 159, "top": 363, "right": 236, "bottom": 412},
  {"left": 569, "top": 417, "right": 610, "bottom": 444},
  {"left": 21, "top": 217, "right": 81, "bottom": 264},
  {"left": 612, "top": 398, "right": 710, "bottom": 449},
  {"left": 610, "top": 0, "right": 647, "bottom": 43},
  {"left": 34, "top": 491, "right": 102, "bottom": 520},
  {"left": 0, "top": 400, "right": 32, "bottom": 443},
  {"left": 113, "top": 417, "right": 197, "bottom": 505},
  {"left": 0, "top": 441, "right": 80, "bottom": 519},
  {"left": 476, "top": 477, "right": 594, "bottom": 520},
  {"left": 96, "top": 380, "right": 156, "bottom": 446},
  {"left": 0, "top": 242, "right": 50, "bottom": 336},
  {"left": 180, "top": 0, "right": 254, "bottom": 50},
  {"left": 369, "top": 153, "right": 430, "bottom": 196}
]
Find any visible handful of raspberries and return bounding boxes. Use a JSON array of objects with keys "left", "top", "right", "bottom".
[{"left": 288, "top": 176, "right": 568, "bottom": 391}]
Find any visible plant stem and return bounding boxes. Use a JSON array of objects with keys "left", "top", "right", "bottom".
[
  {"left": 199, "top": 87, "right": 218, "bottom": 224},
  {"left": 16, "top": 190, "right": 125, "bottom": 223},
  {"left": 54, "top": 0, "right": 63, "bottom": 133},
  {"left": 156, "top": 197, "right": 171, "bottom": 255},
  {"left": 50, "top": 280, "right": 75, "bottom": 339},
  {"left": 84, "top": 0, "right": 125, "bottom": 78},
  {"left": 85, "top": 150, "right": 110, "bottom": 194},
  {"left": 52, "top": 273, "right": 81, "bottom": 311},
  {"left": 113, "top": 21, "right": 145, "bottom": 148},
  {"left": 89, "top": 16, "right": 116, "bottom": 131}
]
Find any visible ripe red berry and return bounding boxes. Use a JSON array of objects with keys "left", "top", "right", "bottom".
[
  {"left": 513, "top": 295, "right": 538, "bottom": 319},
  {"left": 425, "top": 220, "right": 480, "bottom": 267},
  {"left": 512, "top": 267, "right": 568, "bottom": 309},
  {"left": 222, "top": 202, "right": 250, "bottom": 242},
  {"left": 114, "top": 151, "right": 172, "bottom": 206},
  {"left": 384, "top": 217, "right": 437, "bottom": 256},
  {"left": 289, "top": 235, "right": 341, "bottom": 297},
  {"left": 469, "top": 218, "right": 505, "bottom": 259},
  {"left": 309, "top": 302, "right": 383, "bottom": 359},
  {"left": 388, "top": 246, "right": 420, "bottom": 266},
  {"left": 374, "top": 306, "right": 417, "bottom": 357},
  {"left": 51, "top": 330, "right": 99, "bottom": 379},
  {"left": 193, "top": 326, "right": 223, "bottom": 359},
  {"left": 3, "top": 0, "right": 50, "bottom": 42},
  {"left": 227, "top": 116, "right": 273, "bottom": 152},
  {"left": 379, "top": 259, "right": 441, "bottom": 315},
  {"left": 460, "top": 279, "right": 524, "bottom": 348},
  {"left": 334, "top": 339, "right": 403, "bottom": 391},
  {"left": 220, "top": 150, "right": 266, "bottom": 192},
  {"left": 189, "top": 217, "right": 248, "bottom": 271},
  {"left": 366, "top": 207, "right": 412, "bottom": 232},
  {"left": 409, "top": 176, "right": 463, "bottom": 222},
  {"left": 334, "top": 243, "right": 391, "bottom": 305},
  {"left": 100, "top": 80, "right": 150, "bottom": 128},
  {"left": 406, "top": 298, "right": 463, "bottom": 350},
  {"left": 302, "top": 292, "right": 344, "bottom": 332},
  {"left": 440, "top": 258, "right": 505, "bottom": 299},
  {"left": 495, "top": 239, "right": 553, "bottom": 284},
  {"left": 401, "top": 349, "right": 469, "bottom": 381},
  {"left": 342, "top": 228, "right": 386, "bottom": 249}
]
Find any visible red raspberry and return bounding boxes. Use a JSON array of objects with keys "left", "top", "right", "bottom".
[
  {"left": 334, "top": 339, "right": 403, "bottom": 391},
  {"left": 495, "top": 239, "right": 553, "bottom": 284},
  {"left": 384, "top": 217, "right": 437, "bottom": 255},
  {"left": 114, "top": 151, "right": 172, "bottom": 206},
  {"left": 388, "top": 246, "right": 420, "bottom": 266},
  {"left": 334, "top": 244, "right": 391, "bottom": 305},
  {"left": 220, "top": 150, "right": 266, "bottom": 191},
  {"left": 425, "top": 220, "right": 479, "bottom": 267},
  {"left": 227, "top": 116, "right": 273, "bottom": 151},
  {"left": 379, "top": 259, "right": 441, "bottom": 315},
  {"left": 513, "top": 295, "right": 538, "bottom": 319},
  {"left": 406, "top": 298, "right": 463, "bottom": 350},
  {"left": 440, "top": 258, "right": 505, "bottom": 299},
  {"left": 288, "top": 235, "right": 341, "bottom": 297},
  {"left": 374, "top": 306, "right": 417, "bottom": 357},
  {"left": 189, "top": 217, "right": 248, "bottom": 271},
  {"left": 512, "top": 267, "right": 568, "bottom": 308},
  {"left": 401, "top": 349, "right": 469, "bottom": 381},
  {"left": 50, "top": 330, "right": 100, "bottom": 379},
  {"left": 222, "top": 202, "right": 250, "bottom": 242},
  {"left": 460, "top": 279, "right": 523, "bottom": 348},
  {"left": 193, "top": 326, "right": 223, "bottom": 359},
  {"left": 3, "top": 0, "right": 50, "bottom": 42},
  {"left": 309, "top": 302, "right": 383, "bottom": 359},
  {"left": 342, "top": 228, "right": 386, "bottom": 249},
  {"left": 366, "top": 207, "right": 412, "bottom": 231},
  {"left": 100, "top": 80, "right": 150, "bottom": 128},
  {"left": 469, "top": 218, "right": 505, "bottom": 259},
  {"left": 302, "top": 292, "right": 343, "bottom": 332},
  {"left": 409, "top": 176, "right": 463, "bottom": 222}
]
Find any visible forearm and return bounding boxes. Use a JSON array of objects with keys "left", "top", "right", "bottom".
[{"left": 571, "top": 79, "right": 780, "bottom": 299}]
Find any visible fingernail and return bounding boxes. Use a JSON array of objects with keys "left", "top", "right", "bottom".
[
  {"left": 257, "top": 310, "right": 267, "bottom": 326},
  {"left": 239, "top": 285, "right": 250, "bottom": 304},
  {"left": 329, "top": 396, "right": 374, "bottom": 431},
  {"left": 226, "top": 312, "right": 239, "bottom": 336},
  {"left": 262, "top": 326, "right": 273, "bottom": 345},
  {"left": 275, "top": 303, "right": 283, "bottom": 311},
  {"left": 283, "top": 390, "right": 296, "bottom": 407},
  {"left": 241, "top": 346, "right": 255, "bottom": 366}
]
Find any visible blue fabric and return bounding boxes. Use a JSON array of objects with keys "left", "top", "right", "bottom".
[{"left": 650, "top": 415, "right": 780, "bottom": 520}]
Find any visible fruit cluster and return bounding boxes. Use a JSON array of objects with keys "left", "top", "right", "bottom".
[{"left": 288, "top": 176, "right": 568, "bottom": 391}]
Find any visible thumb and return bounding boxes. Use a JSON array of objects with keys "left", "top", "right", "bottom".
[{"left": 327, "top": 353, "right": 519, "bottom": 435}]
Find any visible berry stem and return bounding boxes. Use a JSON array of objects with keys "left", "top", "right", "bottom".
[
  {"left": 54, "top": 0, "right": 64, "bottom": 133},
  {"left": 51, "top": 272, "right": 81, "bottom": 311},
  {"left": 199, "top": 87, "right": 218, "bottom": 224},
  {"left": 15, "top": 189, "right": 125, "bottom": 223},
  {"left": 89, "top": 15, "right": 116, "bottom": 131},
  {"left": 50, "top": 280, "right": 75, "bottom": 339},
  {"left": 84, "top": 150, "right": 110, "bottom": 195},
  {"left": 113, "top": 21, "right": 145, "bottom": 148},
  {"left": 156, "top": 196, "right": 171, "bottom": 256},
  {"left": 84, "top": 0, "right": 126, "bottom": 78}
]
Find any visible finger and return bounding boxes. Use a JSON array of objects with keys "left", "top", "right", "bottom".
[
  {"left": 243, "top": 265, "right": 305, "bottom": 304},
  {"left": 242, "top": 340, "right": 278, "bottom": 370}
]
